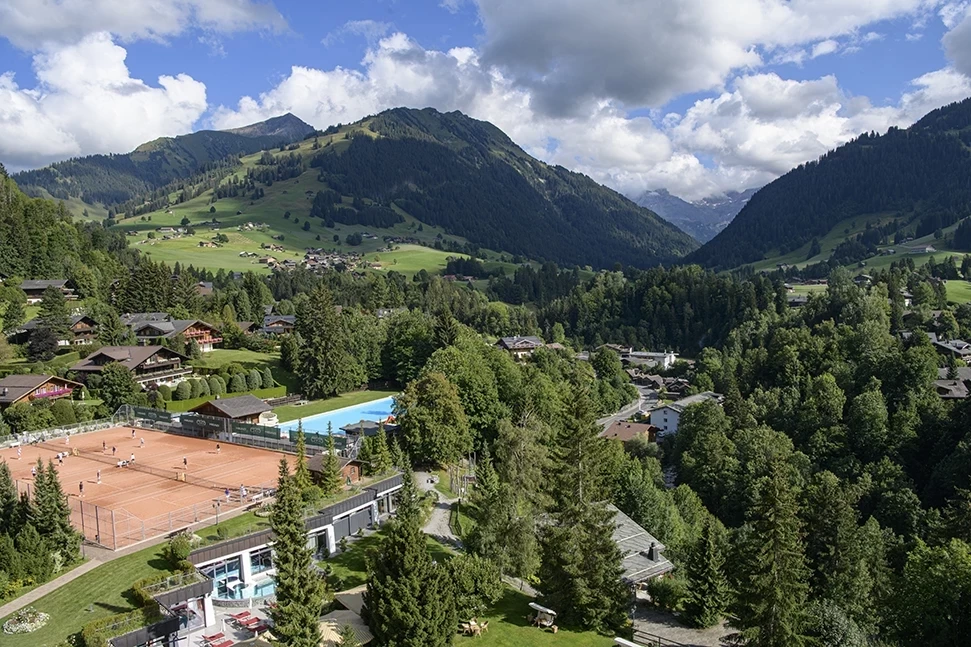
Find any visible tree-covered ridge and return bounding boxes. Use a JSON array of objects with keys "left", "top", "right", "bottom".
[
  {"left": 0, "top": 164, "right": 130, "bottom": 281},
  {"left": 691, "top": 96, "right": 971, "bottom": 270},
  {"left": 12, "top": 117, "right": 313, "bottom": 208},
  {"left": 310, "top": 107, "right": 697, "bottom": 269}
]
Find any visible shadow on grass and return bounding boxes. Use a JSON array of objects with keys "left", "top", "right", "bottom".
[{"left": 93, "top": 601, "right": 132, "bottom": 614}]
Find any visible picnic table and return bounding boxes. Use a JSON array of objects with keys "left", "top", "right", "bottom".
[{"left": 459, "top": 618, "right": 489, "bottom": 637}]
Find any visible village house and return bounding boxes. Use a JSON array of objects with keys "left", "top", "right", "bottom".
[
  {"left": 650, "top": 392, "right": 725, "bottom": 438},
  {"left": 934, "top": 379, "right": 969, "bottom": 399},
  {"left": 909, "top": 244, "right": 937, "bottom": 254},
  {"left": 12, "top": 314, "right": 98, "bottom": 346},
  {"left": 610, "top": 504, "right": 674, "bottom": 586},
  {"left": 496, "top": 335, "right": 546, "bottom": 359},
  {"left": 122, "top": 313, "right": 223, "bottom": 352},
  {"left": 261, "top": 315, "right": 296, "bottom": 335},
  {"left": 194, "top": 282, "right": 214, "bottom": 297},
  {"left": 601, "top": 420, "right": 659, "bottom": 443},
  {"left": 20, "top": 279, "right": 76, "bottom": 304},
  {"left": 71, "top": 346, "right": 192, "bottom": 387},
  {"left": 189, "top": 395, "right": 274, "bottom": 424},
  {"left": 0, "top": 374, "right": 82, "bottom": 410},
  {"left": 308, "top": 452, "right": 367, "bottom": 487},
  {"left": 933, "top": 338, "right": 971, "bottom": 361}
]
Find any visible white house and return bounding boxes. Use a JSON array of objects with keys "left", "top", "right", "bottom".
[{"left": 650, "top": 392, "right": 724, "bottom": 438}]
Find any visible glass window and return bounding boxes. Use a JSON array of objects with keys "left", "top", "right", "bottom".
[{"left": 250, "top": 547, "right": 273, "bottom": 575}]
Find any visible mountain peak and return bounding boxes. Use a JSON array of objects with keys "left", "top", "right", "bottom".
[{"left": 223, "top": 113, "right": 315, "bottom": 140}]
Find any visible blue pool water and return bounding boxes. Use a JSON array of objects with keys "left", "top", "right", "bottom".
[{"left": 279, "top": 396, "right": 396, "bottom": 435}]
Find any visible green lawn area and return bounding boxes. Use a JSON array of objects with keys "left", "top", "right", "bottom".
[
  {"left": 434, "top": 469, "right": 459, "bottom": 499},
  {"left": 198, "top": 511, "right": 271, "bottom": 544},
  {"left": 320, "top": 529, "right": 455, "bottom": 591},
  {"left": 274, "top": 389, "right": 397, "bottom": 423},
  {"left": 790, "top": 284, "right": 827, "bottom": 296},
  {"left": 163, "top": 385, "right": 286, "bottom": 413},
  {"left": 946, "top": 280, "right": 971, "bottom": 304},
  {"left": 455, "top": 587, "right": 616, "bottom": 647},
  {"left": 190, "top": 349, "right": 300, "bottom": 393},
  {"left": 0, "top": 544, "right": 175, "bottom": 647}
]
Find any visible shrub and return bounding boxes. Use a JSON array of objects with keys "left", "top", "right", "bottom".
[
  {"left": 216, "top": 525, "right": 229, "bottom": 540},
  {"left": 80, "top": 607, "right": 160, "bottom": 647},
  {"left": 165, "top": 533, "right": 192, "bottom": 567},
  {"left": 189, "top": 379, "right": 203, "bottom": 399},
  {"left": 247, "top": 369, "right": 262, "bottom": 391},
  {"left": 50, "top": 398, "right": 77, "bottom": 425},
  {"left": 261, "top": 367, "right": 274, "bottom": 387},
  {"left": 174, "top": 381, "right": 192, "bottom": 401},
  {"left": 229, "top": 373, "right": 247, "bottom": 393},
  {"left": 646, "top": 574, "right": 687, "bottom": 612},
  {"left": 207, "top": 376, "right": 222, "bottom": 396},
  {"left": 197, "top": 378, "right": 210, "bottom": 398},
  {"left": 158, "top": 384, "right": 172, "bottom": 401}
]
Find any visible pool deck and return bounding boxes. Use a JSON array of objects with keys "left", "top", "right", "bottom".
[{"left": 278, "top": 395, "right": 396, "bottom": 434}]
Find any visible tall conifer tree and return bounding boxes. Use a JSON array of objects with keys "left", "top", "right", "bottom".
[
  {"left": 320, "top": 423, "right": 344, "bottom": 496},
  {"left": 270, "top": 459, "right": 325, "bottom": 647},
  {"left": 293, "top": 421, "right": 312, "bottom": 495},
  {"left": 730, "top": 459, "right": 810, "bottom": 647},
  {"left": 682, "top": 516, "right": 730, "bottom": 628},
  {"left": 296, "top": 284, "right": 354, "bottom": 399}
]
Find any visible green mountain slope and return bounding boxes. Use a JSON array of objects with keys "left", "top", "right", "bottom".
[
  {"left": 308, "top": 108, "right": 697, "bottom": 268},
  {"left": 12, "top": 114, "right": 314, "bottom": 208},
  {"left": 689, "top": 96, "right": 971, "bottom": 270}
]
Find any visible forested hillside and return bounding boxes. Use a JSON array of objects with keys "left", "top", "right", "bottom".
[
  {"left": 691, "top": 97, "right": 971, "bottom": 270},
  {"left": 12, "top": 115, "right": 314, "bottom": 210},
  {"left": 311, "top": 108, "right": 698, "bottom": 269}
]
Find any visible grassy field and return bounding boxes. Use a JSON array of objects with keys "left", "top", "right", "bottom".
[
  {"left": 274, "top": 389, "right": 397, "bottom": 423},
  {"left": 321, "top": 529, "right": 454, "bottom": 591},
  {"left": 0, "top": 542, "right": 176, "bottom": 647},
  {"left": 189, "top": 349, "right": 300, "bottom": 392},
  {"left": 946, "top": 280, "right": 971, "bottom": 304},
  {"left": 454, "top": 587, "right": 617, "bottom": 646},
  {"left": 790, "top": 284, "right": 828, "bottom": 296}
]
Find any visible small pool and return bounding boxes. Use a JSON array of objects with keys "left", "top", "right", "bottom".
[{"left": 279, "top": 396, "right": 396, "bottom": 435}]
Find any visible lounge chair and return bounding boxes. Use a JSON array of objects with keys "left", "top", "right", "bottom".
[
  {"left": 202, "top": 631, "right": 225, "bottom": 643},
  {"left": 228, "top": 611, "right": 251, "bottom": 620},
  {"left": 210, "top": 640, "right": 234, "bottom": 647}
]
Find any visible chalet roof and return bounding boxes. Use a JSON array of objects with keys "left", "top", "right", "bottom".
[
  {"left": 610, "top": 504, "right": 674, "bottom": 583},
  {"left": 189, "top": 394, "right": 271, "bottom": 419},
  {"left": 662, "top": 391, "right": 724, "bottom": 414},
  {"left": 20, "top": 279, "right": 68, "bottom": 291},
  {"left": 263, "top": 315, "right": 295, "bottom": 326},
  {"left": 307, "top": 453, "right": 362, "bottom": 473},
  {"left": 601, "top": 421, "right": 658, "bottom": 442},
  {"left": 72, "top": 345, "right": 187, "bottom": 372},
  {"left": 938, "top": 367, "right": 971, "bottom": 382},
  {"left": 121, "top": 313, "right": 169, "bottom": 325},
  {"left": 496, "top": 335, "right": 544, "bottom": 350},
  {"left": 935, "top": 380, "right": 970, "bottom": 399},
  {"left": 20, "top": 314, "right": 94, "bottom": 331},
  {"left": 339, "top": 419, "right": 398, "bottom": 435},
  {"left": 0, "top": 374, "right": 80, "bottom": 404}
]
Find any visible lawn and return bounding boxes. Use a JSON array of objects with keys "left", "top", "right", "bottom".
[
  {"left": 274, "top": 389, "right": 397, "bottom": 423},
  {"left": 946, "top": 280, "right": 971, "bottom": 304},
  {"left": 454, "top": 587, "right": 616, "bottom": 647},
  {"left": 0, "top": 543, "right": 175, "bottom": 647},
  {"left": 190, "top": 349, "right": 300, "bottom": 393},
  {"left": 434, "top": 468, "right": 460, "bottom": 499},
  {"left": 790, "top": 284, "right": 827, "bottom": 296},
  {"left": 320, "top": 529, "right": 455, "bottom": 591}
]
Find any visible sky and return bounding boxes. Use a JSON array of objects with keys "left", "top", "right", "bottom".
[{"left": 2, "top": 1, "right": 971, "bottom": 201}]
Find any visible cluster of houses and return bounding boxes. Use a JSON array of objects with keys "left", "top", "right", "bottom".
[{"left": 302, "top": 249, "right": 368, "bottom": 273}]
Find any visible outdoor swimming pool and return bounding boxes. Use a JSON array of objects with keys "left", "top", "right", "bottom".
[{"left": 279, "top": 396, "right": 396, "bottom": 435}]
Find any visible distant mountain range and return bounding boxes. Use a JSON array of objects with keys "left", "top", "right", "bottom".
[
  {"left": 13, "top": 115, "right": 315, "bottom": 208},
  {"left": 635, "top": 188, "right": 758, "bottom": 242},
  {"left": 690, "top": 96, "right": 971, "bottom": 270},
  {"left": 11, "top": 108, "right": 697, "bottom": 270}
]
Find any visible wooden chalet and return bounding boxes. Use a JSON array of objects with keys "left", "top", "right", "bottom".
[
  {"left": 71, "top": 346, "right": 192, "bottom": 387},
  {"left": 188, "top": 395, "right": 272, "bottom": 424},
  {"left": 20, "top": 279, "right": 76, "bottom": 304},
  {"left": 0, "top": 374, "right": 82, "bottom": 410}
]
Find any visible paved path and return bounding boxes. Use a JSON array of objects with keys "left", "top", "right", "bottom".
[
  {"left": 633, "top": 604, "right": 729, "bottom": 647},
  {"left": 416, "top": 471, "right": 463, "bottom": 549},
  {"left": 0, "top": 558, "right": 102, "bottom": 619},
  {"left": 597, "top": 386, "right": 657, "bottom": 431}
]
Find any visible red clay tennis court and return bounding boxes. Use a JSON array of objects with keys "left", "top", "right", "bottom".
[{"left": 0, "top": 426, "right": 289, "bottom": 549}]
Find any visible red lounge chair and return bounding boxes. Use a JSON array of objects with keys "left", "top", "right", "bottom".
[
  {"left": 228, "top": 611, "right": 250, "bottom": 620},
  {"left": 202, "top": 632, "right": 225, "bottom": 643},
  {"left": 211, "top": 641, "right": 234, "bottom": 647},
  {"left": 239, "top": 616, "right": 262, "bottom": 627},
  {"left": 250, "top": 623, "right": 270, "bottom": 633}
]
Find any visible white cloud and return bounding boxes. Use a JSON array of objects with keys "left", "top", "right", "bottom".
[
  {"left": 811, "top": 39, "right": 841, "bottom": 58},
  {"left": 322, "top": 20, "right": 393, "bottom": 47},
  {"left": 211, "top": 31, "right": 971, "bottom": 202},
  {"left": 472, "top": 0, "right": 927, "bottom": 115},
  {"left": 440, "top": 0, "right": 467, "bottom": 13},
  {"left": 0, "top": 33, "right": 207, "bottom": 170},
  {"left": 944, "top": 8, "right": 971, "bottom": 76},
  {"left": 0, "top": 0, "right": 286, "bottom": 49}
]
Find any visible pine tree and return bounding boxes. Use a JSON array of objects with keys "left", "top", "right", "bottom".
[
  {"left": 537, "top": 389, "right": 629, "bottom": 632},
  {"left": 321, "top": 423, "right": 344, "bottom": 496},
  {"left": 2, "top": 296, "right": 25, "bottom": 334},
  {"left": 296, "top": 284, "right": 354, "bottom": 399},
  {"left": 32, "top": 459, "right": 80, "bottom": 563},
  {"left": 730, "top": 459, "right": 811, "bottom": 647},
  {"left": 682, "top": 516, "right": 730, "bottom": 628},
  {"left": 293, "top": 421, "right": 312, "bottom": 495},
  {"left": 337, "top": 624, "right": 360, "bottom": 647},
  {"left": 370, "top": 424, "right": 393, "bottom": 476},
  {"left": 365, "top": 470, "right": 457, "bottom": 646},
  {"left": 0, "top": 461, "right": 19, "bottom": 532},
  {"left": 38, "top": 285, "right": 71, "bottom": 340},
  {"left": 270, "top": 459, "right": 325, "bottom": 647}
]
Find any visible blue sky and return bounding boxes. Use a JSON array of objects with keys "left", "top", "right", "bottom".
[{"left": 2, "top": 0, "right": 971, "bottom": 200}]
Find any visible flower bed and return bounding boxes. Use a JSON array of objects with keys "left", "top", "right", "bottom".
[{"left": 3, "top": 607, "right": 50, "bottom": 634}]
